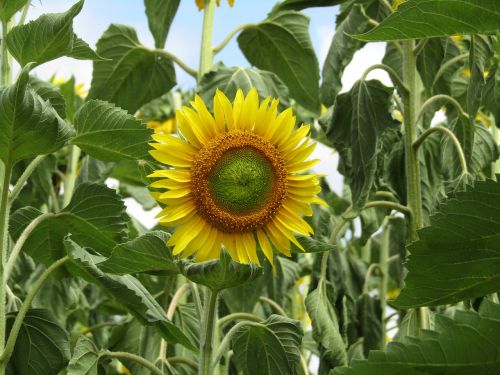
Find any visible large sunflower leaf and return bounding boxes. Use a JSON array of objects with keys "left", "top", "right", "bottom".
[
  {"left": 5, "top": 1, "right": 98, "bottom": 66},
  {"left": 65, "top": 238, "right": 196, "bottom": 351},
  {"left": 0, "top": 0, "right": 29, "bottom": 22},
  {"left": 394, "top": 178, "right": 500, "bottom": 308},
  {"left": 6, "top": 309, "right": 70, "bottom": 375},
  {"left": 198, "top": 65, "right": 290, "bottom": 109},
  {"left": 72, "top": 99, "right": 153, "bottom": 162},
  {"left": 28, "top": 76, "right": 67, "bottom": 118},
  {"left": 9, "top": 183, "right": 128, "bottom": 265},
  {"left": 332, "top": 302, "right": 500, "bottom": 375},
  {"left": 0, "top": 67, "right": 72, "bottom": 164},
  {"left": 66, "top": 336, "right": 100, "bottom": 375},
  {"left": 88, "top": 24, "right": 176, "bottom": 114},
  {"left": 99, "top": 231, "right": 179, "bottom": 275},
  {"left": 144, "top": 0, "right": 180, "bottom": 49},
  {"left": 274, "top": 0, "right": 347, "bottom": 11},
  {"left": 355, "top": 0, "right": 500, "bottom": 41},
  {"left": 181, "top": 251, "right": 262, "bottom": 292},
  {"left": 231, "top": 315, "right": 303, "bottom": 375},
  {"left": 237, "top": 11, "right": 320, "bottom": 113}
]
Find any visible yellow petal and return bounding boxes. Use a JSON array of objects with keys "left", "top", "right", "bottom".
[
  {"left": 282, "top": 197, "right": 313, "bottom": 216},
  {"left": 192, "top": 95, "right": 218, "bottom": 136},
  {"left": 273, "top": 218, "right": 305, "bottom": 252},
  {"left": 168, "top": 216, "right": 204, "bottom": 255},
  {"left": 265, "top": 107, "right": 292, "bottom": 141},
  {"left": 257, "top": 229, "right": 274, "bottom": 265},
  {"left": 287, "top": 159, "right": 319, "bottom": 173},
  {"left": 241, "top": 232, "right": 260, "bottom": 266},
  {"left": 149, "top": 150, "right": 192, "bottom": 168},
  {"left": 151, "top": 133, "right": 197, "bottom": 156},
  {"left": 265, "top": 222, "right": 291, "bottom": 257},
  {"left": 279, "top": 124, "right": 310, "bottom": 153},
  {"left": 214, "top": 89, "right": 233, "bottom": 130},
  {"left": 235, "top": 234, "right": 250, "bottom": 263},
  {"left": 183, "top": 106, "right": 211, "bottom": 144},
  {"left": 240, "top": 88, "right": 259, "bottom": 131},
  {"left": 149, "top": 178, "right": 188, "bottom": 190},
  {"left": 276, "top": 207, "right": 314, "bottom": 235},
  {"left": 222, "top": 234, "right": 239, "bottom": 261},
  {"left": 255, "top": 98, "right": 278, "bottom": 136},
  {"left": 176, "top": 110, "right": 202, "bottom": 148},
  {"left": 232, "top": 89, "right": 245, "bottom": 130},
  {"left": 159, "top": 188, "right": 191, "bottom": 199},
  {"left": 148, "top": 169, "right": 191, "bottom": 182}
]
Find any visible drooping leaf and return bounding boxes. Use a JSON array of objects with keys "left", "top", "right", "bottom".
[
  {"left": 332, "top": 303, "right": 500, "bottom": 374},
  {"left": 327, "top": 80, "right": 398, "bottom": 208},
  {"left": 356, "top": 293, "right": 383, "bottom": 356},
  {"left": 395, "top": 178, "right": 500, "bottom": 308},
  {"left": 0, "top": 0, "right": 29, "bottom": 22},
  {"left": 99, "top": 231, "right": 179, "bottom": 275},
  {"left": 231, "top": 315, "right": 303, "bottom": 375},
  {"left": 198, "top": 65, "right": 290, "bottom": 109},
  {"left": 306, "top": 286, "right": 347, "bottom": 368},
  {"left": 416, "top": 38, "right": 445, "bottom": 97},
  {"left": 89, "top": 24, "right": 176, "bottom": 114},
  {"left": 181, "top": 251, "right": 262, "bottom": 292},
  {"left": 0, "top": 67, "right": 72, "bottom": 164},
  {"left": 355, "top": 0, "right": 500, "bottom": 41},
  {"left": 6, "top": 1, "right": 97, "bottom": 66},
  {"left": 66, "top": 336, "right": 100, "bottom": 375},
  {"left": 321, "top": 5, "right": 368, "bottom": 106},
  {"left": 29, "top": 76, "right": 66, "bottom": 118},
  {"left": 65, "top": 238, "right": 195, "bottom": 350},
  {"left": 237, "top": 11, "right": 320, "bottom": 113},
  {"left": 72, "top": 99, "right": 153, "bottom": 162},
  {"left": 9, "top": 183, "right": 128, "bottom": 265},
  {"left": 144, "top": 0, "right": 180, "bottom": 49},
  {"left": 6, "top": 309, "right": 70, "bottom": 375}
]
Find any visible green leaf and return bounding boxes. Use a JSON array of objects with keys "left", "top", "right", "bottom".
[
  {"left": 144, "top": 0, "right": 180, "bottom": 49},
  {"left": 89, "top": 24, "right": 176, "bottom": 114},
  {"left": 66, "top": 34, "right": 104, "bottom": 61},
  {"left": 6, "top": 309, "right": 70, "bottom": 375},
  {"left": 72, "top": 99, "right": 153, "bottom": 162},
  {"left": 416, "top": 38, "right": 445, "bottom": 97},
  {"left": 66, "top": 336, "right": 100, "bottom": 375},
  {"left": 58, "top": 75, "right": 85, "bottom": 122},
  {"left": 0, "top": 67, "right": 72, "bottom": 164},
  {"left": 9, "top": 183, "right": 128, "bottom": 265},
  {"left": 356, "top": 293, "right": 383, "bottom": 356},
  {"left": 294, "top": 235, "right": 337, "bottom": 253},
  {"left": 320, "top": 5, "right": 367, "bottom": 106},
  {"left": 65, "top": 238, "right": 196, "bottom": 351},
  {"left": 99, "top": 231, "right": 179, "bottom": 275},
  {"left": 198, "top": 65, "right": 290, "bottom": 109},
  {"left": 306, "top": 286, "right": 347, "bottom": 368},
  {"left": 355, "top": 0, "right": 500, "bottom": 41},
  {"left": 231, "top": 315, "right": 303, "bottom": 375},
  {"left": 237, "top": 11, "right": 320, "bottom": 113},
  {"left": 223, "top": 272, "right": 267, "bottom": 313},
  {"left": 181, "top": 251, "right": 262, "bottom": 292},
  {"left": 332, "top": 304, "right": 500, "bottom": 375},
  {"left": 0, "top": 0, "right": 29, "bottom": 22},
  {"left": 5, "top": 1, "right": 96, "bottom": 66},
  {"left": 394, "top": 178, "right": 500, "bottom": 308},
  {"left": 327, "top": 80, "right": 398, "bottom": 208},
  {"left": 274, "top": 0, "right": 346, "bottom": 11},
  {"left": 29, "top": 76, "right": 67, "bottom": 118}
]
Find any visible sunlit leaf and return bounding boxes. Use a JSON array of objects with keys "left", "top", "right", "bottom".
[{"left": 144, "top": 0, "right": 180, "bottom": 49}]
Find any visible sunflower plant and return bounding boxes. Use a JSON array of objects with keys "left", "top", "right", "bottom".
[{"left": 0, "top": 0, "right": 499, "bottom": 375}]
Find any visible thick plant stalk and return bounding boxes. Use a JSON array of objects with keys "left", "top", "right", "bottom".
[
  {"left": 198, "top": 0, "right": 216, "bottom": 80},
  {"left": 199, "top": 289, "right": 218, "bottom": 375},
  {"left": 1, "top": 20, "right": 12, "bottom": 86}
]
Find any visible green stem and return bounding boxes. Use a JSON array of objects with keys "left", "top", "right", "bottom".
[
  {"left": 8, "top": 155, "right": 46, "bottom": 203},
  {"left": 199, "top": 289, "right": 218, "bottom": 375},
  {"left": 402, "top": 40, "right": 429, "bottom": 330},
  {"left": 81, "top": 321, "right": 122, "bottom": 334},
  {"left": 0, "top": 160, "right": 12, "bottom": 367},
  {"left": 416, "top": 94, "right": 468, "bottom": 124},
  {"left": 100, "top": 352, "right": 164, "bottom": 375},
  {"left": 189, "top": 281, "right": 203, "bottom": 318},
  {"left": 156, "top": 50, "right": 198, "bottom": 78},
  {"left": 413, "top": 126, "right": 469, "bottom": 176},
  {"left": 217, "top": 312, "right": 262, "bottom": 328},
  {"left": 198, "top": 0, "right": 216, "bottom": 80},
  {"left": 432, "top": 53, "right": 468, "bottom": 87},
  {"left": 167, "top": 356, "right": 198, "bottom": 371},
  {"left": 259, "top": 296, "right": 287, "bottom": 316},
  {"left": 0, "top": 256, "right": 69, "bottom": 366},
  {"left": 1, "top": 20, "right": 12, "bottom": 86},
  {"left": 362, "top": 263, "right": 381, "bottom": 294},
  {"left": 379, "top": 217, "right": 390, "bottom": 349},
  {"left": 213, "top": 23, "right": 254, "bottom": 54},
  {"left": 5, "top": 212, "right": 54, "bottom": 279},
  {"left": 360, "top": 63, "right": 408, "bottom": 96},
  {"left": 63, "top": 146, "right": 81, "bottom": 207},
  {"left": 17, "top": 2, "right": 30, "bottom": 26}
]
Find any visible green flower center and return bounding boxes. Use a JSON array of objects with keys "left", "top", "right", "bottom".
[{"left": 208, "top": 147, "right": 275, "bottom": 214}]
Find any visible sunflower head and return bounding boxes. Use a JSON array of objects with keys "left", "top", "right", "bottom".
[
  {"left": 149, "top": 88, "right": 327, "bottom": 266},
  {"left": 195, "top": 0, "right": 234, "bottom": 10}
]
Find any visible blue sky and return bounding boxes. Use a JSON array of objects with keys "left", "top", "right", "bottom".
[{"left": 28, "top": 0, "right": 340, "bottom": 87}]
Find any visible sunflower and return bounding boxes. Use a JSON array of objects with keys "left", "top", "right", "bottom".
[
  {"left": 195, "top": 0, "right": 234, "bottom": 10},
  {"left": 148, "top": 88, "right": 326, "bottom": 266}
]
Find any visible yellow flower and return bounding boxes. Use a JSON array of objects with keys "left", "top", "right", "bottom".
[
  {"left": 196, "top": 0, "right": 234, "bottom": 10},
  {"left": 147, "top": 118, "right": 177, "bottom": 134},
  {"left": 149, "top": 88, "right": 326, "bottom": 266}
]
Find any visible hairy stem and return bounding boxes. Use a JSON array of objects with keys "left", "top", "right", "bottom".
[
  {"left": 416, "top": 94, "right": 468, "bottom": 124},
  {"left": 8, "top": 155, "right": 46, "bottom": 203},
  {"left": 5, "top": 212, "right": 54, "bottom": 279},
  {"left": 213, "top": 24, "right": 254, "bottom": 54},
  {"left": 259, "top": 296, "right": 287, "bottom": 316},
  {"left": 413, "top": 126, "right": 469, "bottom": 176},
  {"left": 379, "top": 217, "right": 390, "bottom": 349},
  {"left": 0, "top": 256, "right": 69, "bottom": 366},
  {"left": 217, "top": 312, "right": 262, "bottom": 328},
  {"left": 199, "top": 289, "right": 218, "bottom": 375},
  {"left": 1, "top": 20, "right": 12, "bottom": 86},
  {"left": 167, "top": 356, "right": 198, "bottom": 371},
  {"left": 360, "top": 63, "right": 408, "bottom": 95},
  {"left": 100, "top": 352, "right": 165, "bottom": 375},
  {"left": 157, "top": 50, "right": 197, "bottom": 78},
  {"left": 198, "top": 0, "right": 216, "bottom": 80}
]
